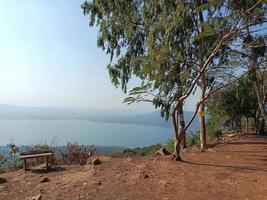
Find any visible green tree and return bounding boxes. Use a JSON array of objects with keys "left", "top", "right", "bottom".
[
  {"left": 207, "top": 76, "right": 259, "bottom": 134},
  {"left": 82, "top": 0, "right": 266, "bottom": 160}
]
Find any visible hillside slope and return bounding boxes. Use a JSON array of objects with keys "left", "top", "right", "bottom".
[{"left": 2, "top": 135, "right": 266, "bottom": 200}]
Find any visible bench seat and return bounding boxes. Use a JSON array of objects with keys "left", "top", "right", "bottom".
[{"left": 20, "top": 152, "right": 53, "bottom": 171}]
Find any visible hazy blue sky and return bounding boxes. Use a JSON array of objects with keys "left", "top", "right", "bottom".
[{"left": 0, "top": 1, "right": 197, "bottom": 112}]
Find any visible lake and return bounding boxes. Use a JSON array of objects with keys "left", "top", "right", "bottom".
[{"left": 0, "top": 120, "right": 173, "bottom": 147}]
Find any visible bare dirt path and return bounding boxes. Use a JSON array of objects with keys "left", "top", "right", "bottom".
[{"left": 1, "top": 135, "right": 267, "bottom": 200}]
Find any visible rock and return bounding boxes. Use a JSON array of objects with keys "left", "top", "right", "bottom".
[
  {"left": 93, "top": 180, "right": 102, "bottom": 185},
  {"left": 155, "top": 148, "right": 170, "bottom": 156},
  {"left": 92, "top": 158, "right": 102, "bottom": 165},
  {"left": 39, "top": 177, "right": 49, "bottom": 183},
  {"left": 32, "top": 194, "right": 42, "bottom": 200},
  {"left": 0, "top": 177, "right": 7, "bottom": 184},
  {"left": 143, "top": 174, "right": 149, "bottom": 179}
]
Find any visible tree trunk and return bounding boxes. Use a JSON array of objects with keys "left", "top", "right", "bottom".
[
  {"left": 259, "top": 117, "right": 266, "bottom": 135},
  {"left": 246, "top": 116, "right": 249, "bottom": 134},
  {"left": 254, "top": 82, "right": 267, "bottom": 123},
  {"left": 172, "top": 111, "right": 182, "bottom": 161},
  {"left": 199, "top": 74, "right": 207, "bottom": 150},
  {"left": 179, "top": 106, "right": 186, "bottom": 149}
]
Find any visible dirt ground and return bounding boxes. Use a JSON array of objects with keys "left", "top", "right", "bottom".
[{"left": 0, "top": 134, "right": 267, "bottom": 200}]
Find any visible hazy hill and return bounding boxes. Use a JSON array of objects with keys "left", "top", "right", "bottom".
[{"left": 0, "top": 104, "right": 198, "bottom": 132}]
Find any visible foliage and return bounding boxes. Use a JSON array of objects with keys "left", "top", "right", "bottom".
[
  {"left": 187, "top": 133, "right": 200, "bottom": 147},
  {"left": 206, "top": 76, "right": 259, "bottom": 133},
  {"left": 119, "top": 144, "right": 162, "bottom": 157},
  {"left": 63, "top": 143, "right": 96, "bottom": 165},
  {"left": 165, "top": 139, "right": 174, "bottom": 154},
  {"left": 165, "top": 132, "right": 200, "bottom": 151},
  {"left": 82, "top": 0, "right": 267, "bottom": 156},
  {"left": 22, "top": 144, "right": 52, "bottom": 156}
]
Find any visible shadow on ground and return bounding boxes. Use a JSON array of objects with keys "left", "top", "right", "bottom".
[{"left": 30, "top": 166, "right": 66, "bottom": 174}]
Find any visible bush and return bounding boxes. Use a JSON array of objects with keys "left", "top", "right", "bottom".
[
  {"left": 22, "top": 144, "right": 52, "bottom": 156},
  {"left": 164, "top": 132, "right": 200, "bottom": 152},
  {"left": 119, "top": 144, "right": 162, "bottom": 157},
  {"left": 212, "top": 130, "right": 223, "bottom": 139},
  {"left": 63, "top": 143, "right": 96, "bottom": 165},
  {"left": 165, "top": 139, "right": 174, "bottom": 153},
  {"left": 206, "top": 116, "right": 225, "bottom": 139},
  {"left": 187, "top": 133, "right": 200, "bottom": 147}
]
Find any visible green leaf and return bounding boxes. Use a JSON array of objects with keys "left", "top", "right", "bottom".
[
  {"left": 128, "top": 83, "right": 152, "bottom": 95},
  {"left": 194, "top": 2, "right": 212, "bottom": 12},
  {"left": 149, "top": 73, "right": 163, "bottom": 81},
  {"left": 142, "top": 64, "right": 156, "bottom": 74},
  {"left": 123, "top": 96, "right": 136, "bottom": 104},
  {"left": 194, "top": 24, "right": 215, "bottom": 41},
  {"left": 135, "top": 56, "right": 151, "bottom": 62},
  {"left": 194, "top": 0, "right": 220, "bottom": 12}
]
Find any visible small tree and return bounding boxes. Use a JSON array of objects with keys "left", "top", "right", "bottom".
[{"left": 7, "top": 141, "right": 19, "bottom": 170}]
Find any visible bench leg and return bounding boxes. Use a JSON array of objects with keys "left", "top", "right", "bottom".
[
  {"left": 23, "top": 159, "right": 27, "bottom": 171},
  {"left": 45, "top": 157, "right": 48, "bottom": 170}
]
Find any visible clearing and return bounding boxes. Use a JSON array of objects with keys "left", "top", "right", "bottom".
[{"left": 1, "top": 134, "right": 267, "bottom": 200}]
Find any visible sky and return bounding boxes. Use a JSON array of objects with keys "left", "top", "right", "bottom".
[{"left": 0, "top": 0, "right": 197, "bottom": 112}]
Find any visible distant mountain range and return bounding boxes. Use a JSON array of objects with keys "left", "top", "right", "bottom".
[{"left": 0, "top": 104, "right": 199, "bottom": 132}]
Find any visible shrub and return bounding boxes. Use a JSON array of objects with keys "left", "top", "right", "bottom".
[
  {"left": 63, "top": 143, "right": 96, "bottom": 165},
  {"left": 120, "top": 144, "right": 162, "bottom": 157},
  {"left": 164, "top": 132, "right": 200, "bottom": 152},
  {"left": 206, "top": 116, "right": 225, "bottom": 139},
  {"left": 165, "top": 139, "right": 174, "bottom": 153},
  {"left": 212, "top": 129, "right": 223, "bottom": 139},
  {"left": 7, "top": 141, "right": 19, "bottom": 170},
  {"left": 22, "top": 144, "right": 52, "bottom": 156},
  {"left": 187, "top": 133, "right": 200, "bottom": 147}
]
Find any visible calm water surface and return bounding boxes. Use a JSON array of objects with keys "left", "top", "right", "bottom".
[{"left": 0, "top": 120, "right": 172, "bottom": 147}]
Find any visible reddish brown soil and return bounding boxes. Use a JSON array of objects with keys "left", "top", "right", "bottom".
[{"left": 1, "top": 135, "right": 267, "bottom": 200}]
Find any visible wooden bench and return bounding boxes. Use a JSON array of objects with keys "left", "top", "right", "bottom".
[{"left": 20, "top": 152, "right": 53, "bottom": 171}]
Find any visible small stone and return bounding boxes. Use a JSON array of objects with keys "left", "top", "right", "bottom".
[
  {"left": 127, "top": 157, "right": 132, "bottom": 162},
  {"left": 39, "top": 177, "right": 49, "bottom": 183},
  {"left": 155, "top": 148, "right": 170, "bottom": 156},
  {"left": 93, "top": 180, "right": 102, "bottom": 185},
  {"left": 0, "top": 177, "right": 7, "bottom": 184},
  {"left": 32, "top": 194, "right": 42, "bottom": 200},
  {"left": 143, "top": 174, "right": 149, "bottom": 179},
  {"left": 92, "top": 158, "right": 102, "bottom": 165}
]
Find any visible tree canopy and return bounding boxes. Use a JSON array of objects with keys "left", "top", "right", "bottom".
[{"left": 82, "top": 0, "right": 267, "bottom": 159}]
